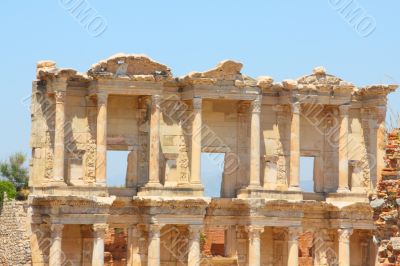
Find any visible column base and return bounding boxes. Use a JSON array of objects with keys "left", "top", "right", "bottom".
[
  {"left": 326, "top": 191, "right": 369, "bottom": 203},
  {"left": 336, "top": 187, "right": 350, "bottom": 193},
  {"left": 288, "top": 185, "right": 301, "bottom": 192},
  {"left": 236, "top": 188, "right": 303, "bottom": 200}
]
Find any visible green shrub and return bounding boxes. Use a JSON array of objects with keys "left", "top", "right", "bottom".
[{"left": 0, "top": 180, "right": 17, "bottom": 203}]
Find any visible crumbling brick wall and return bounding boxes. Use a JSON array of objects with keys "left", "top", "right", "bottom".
[
  {"left": 104, "top": 228, "right": 128, "bottom": 266},
  {"left": 371, "top": 129, "right": 400, "bottom": 265},
  {"left": 0, "top": 198, "right": 31, "bottom": 265}
]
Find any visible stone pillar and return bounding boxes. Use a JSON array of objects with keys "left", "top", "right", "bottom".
[
  {"left": 127, "top": 225, "right": 141, "bottom": 266},
  {"left": 338, "top": 228, "right": 353, "bottom": 266},
  {"left": 188, "top": 225, "right": 203, "bottom": 266},
  {"left": 96, "top": 92, "right": 108, "bottom": 186},
  {"left": 92, "top": 224, "right": 108, "bottom": 266},
  {"left": 191, "top": 97, "right": 202, "bottom": 186},
  {"left": 338, "top": 104, "right": 350, "bottom": 192},
  {"left": 247, "top": 226, "right": 264, "bottom": 266},
  {"left": 148, "top": 224, "right": 163, "bottom": 266},
  {"left": 126, "top": 149, "right": 138, "bottom": 188},
  {"left": 375, "top": 106, "right": 386, "bottom": 185},
  {"left": 148, "top": 95, "right": 162, "bottom": 186},
  {"left": 224, "top": 225, "right": 237, "bottom": 257},
  {"left": 49, "top": 224, "right": 64, "bottom": 266},
  {"left": 287, "top": 226, "right": 301, "bottom": 266},
  {"left": 53, "top": 90, "right": 66, "bottom": 184},
  {"left": 249, "top": 96, "right": 262, "bottom": 188},
  {"left": 289, "top": 102, "right": 301, "bottom": 191}
]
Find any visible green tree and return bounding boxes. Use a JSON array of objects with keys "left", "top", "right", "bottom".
[
  {"left": 0, "top": 180, "right": 17, "bottom": 203},
  {"left": 0, "top": 152, "right": 29, "bottom": 190}
]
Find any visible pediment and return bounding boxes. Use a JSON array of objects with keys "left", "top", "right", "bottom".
[{"left": 88, "top": 53, "right": 172, "bottom": 79}]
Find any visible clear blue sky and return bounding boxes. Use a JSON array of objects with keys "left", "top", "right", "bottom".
[{"left": 1, "top": 1, "right": 399, "bottom": 195}]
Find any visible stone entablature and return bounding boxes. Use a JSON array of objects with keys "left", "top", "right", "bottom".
[{"left": 28, "top": 54, "right": 397, "bottom": 265}]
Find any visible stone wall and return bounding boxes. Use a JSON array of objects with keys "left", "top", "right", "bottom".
[
  {"left": 371, "top": 129, "right": 400, "bottom": 265},
  {"left": 0, "top": 198, "right": 31, "bottom": 265}
]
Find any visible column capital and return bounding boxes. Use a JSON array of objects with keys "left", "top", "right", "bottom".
[
  {"left": 290, "top": 101, "right": 301, "bottom": 114},
  {"left": 149, "top": 224, "right": 164, "bottom": 239},
  {"left": 192, "top": 97, "right": 202, "bottom": 110},
  {"left": 189, "top": 225, "right": 203, "bottom": 240},
  {"left": 287, "top": 226, "right": 302, "bottom": 241},
  {"left": 152, "top": 94, "right": 162, "bottom": 108},
  {"left": 54, "top": 91, "right": 66, "bottom": 103},
  {"left": 338, "top": 104, "right": 350, "bottom": 116},
  {"left": 338, "top": 228, "right": 353, "bottom": 243},
  {"left": 250, "top": 96, "right": 262, "bottom": 114},
  {"left": 92, "top": 223, "right": 108, "bottom": 238},
  {"left": 247, "top": 226, "right": 264, "bottom": 239},
  {"left": 50, "top": 224, "right": 64, "bottom": 238},
  {"left": 97, "top": 91, "right": 108, "bottom": 106}
]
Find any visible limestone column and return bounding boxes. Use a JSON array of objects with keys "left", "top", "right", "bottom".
[
  {"left": 289, "top": 102, "right": 301, "bottom": 191},
  {"left": 92, "top": 224, "right": 108, "bottom": 266},
  {"left": 224, "top": 225, "right": 237, "bottom": 257},
  {"left": 148, "top": 95, "right": 162, "bottom": 186},
  {"left": 249, "top": 96, "right": 262, "bottom": 188},
  {"left": 53, "top": 90, "right": 67, "bottom": 184},
  {"left": 148, "top": 224, "right": 163, "bottom": 266},
  {"left": 375, "top": 106, "right": 386, "bottom": 185},
  {"left": 338, "top": 104, "right": 350, "bottom": 192},
  {"left": 96, "top": 92, "right": 108, "bottom": 186},
  {"left": 247, "top": 226, "right": 264, "bottom": 266},
  {"left": 287, "top": 226, "right": 301, "bottom": 266},
  {"left": 49, "top": 224, "right": 64, "bottom": 266},
  {"left": 338, "top": 228, "right": 353, "bottom": 266},
  {"left": 191, "top": 97, "right": 203, "bottom": 186},
  {"left": 127, "top": 225, "right": 141, "bottom": 266},
  {"left": 126, "top": 149, "right": 138, "bottom": 188},
  {"left": 188, "top": 225, "right": 203, "bottom": 266}
]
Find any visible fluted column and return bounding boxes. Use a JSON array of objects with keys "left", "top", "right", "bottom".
[
  {"left": 248, "top": 226, "right": 264, "bottom": 266},
  {"left": 249, "top": 96, "right": 262, "bottom": 188},
  {"left": 53, "top": 90, "right": 67, "bottom": 184},
  {"left": 49, "top": 224, "right": 64, "bottom": 266},
  {"left": 148, "top": 95, "right": 162, "bottom": 186},
  {"left": 191, "top": 97, "right": 203, "bottom": 186},
  {"left": 289, "top": 102, "right": 301, "bottom": 191},
  {"left": 287, "top": 226, "right": 302, "bottom": 266},
  {"left": 148, "top": 224, "right": 163, "bottom": 266},
  {"left": 92, "top": 224, "right": 108, "bottom": 266},
  {"left": 188, "top": 225, "right": 203, "bottom": 266},
  {"left": 338, "top": 104, "right": 350, "bottom": 192},
  {"left": 338, "top": 228, "right": 353, "bottom": 266},
  {"left": 96, "top": 92, "right": 108, "bottom": 186}
]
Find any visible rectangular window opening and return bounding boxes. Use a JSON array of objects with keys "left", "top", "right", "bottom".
[
  {"left": 106, "top": 150, "right": 130, "bottom": 187},
  {"left": 201, "top": 153, "right": 225, "bottom": 197},
  {"left": 300, "top": 156, "right": 315, "bottom": 193}
]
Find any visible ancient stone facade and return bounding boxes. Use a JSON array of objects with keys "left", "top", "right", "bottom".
[{"left": 28, "top": 53, "right": 397, "bottom": 265}]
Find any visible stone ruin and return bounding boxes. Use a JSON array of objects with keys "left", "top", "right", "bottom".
[
  {"left": 27, "top": 53, "right": 397, "bottom": 265},
  {"left": 371, "top": 129, "right": 400, "bottom": 265}
]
